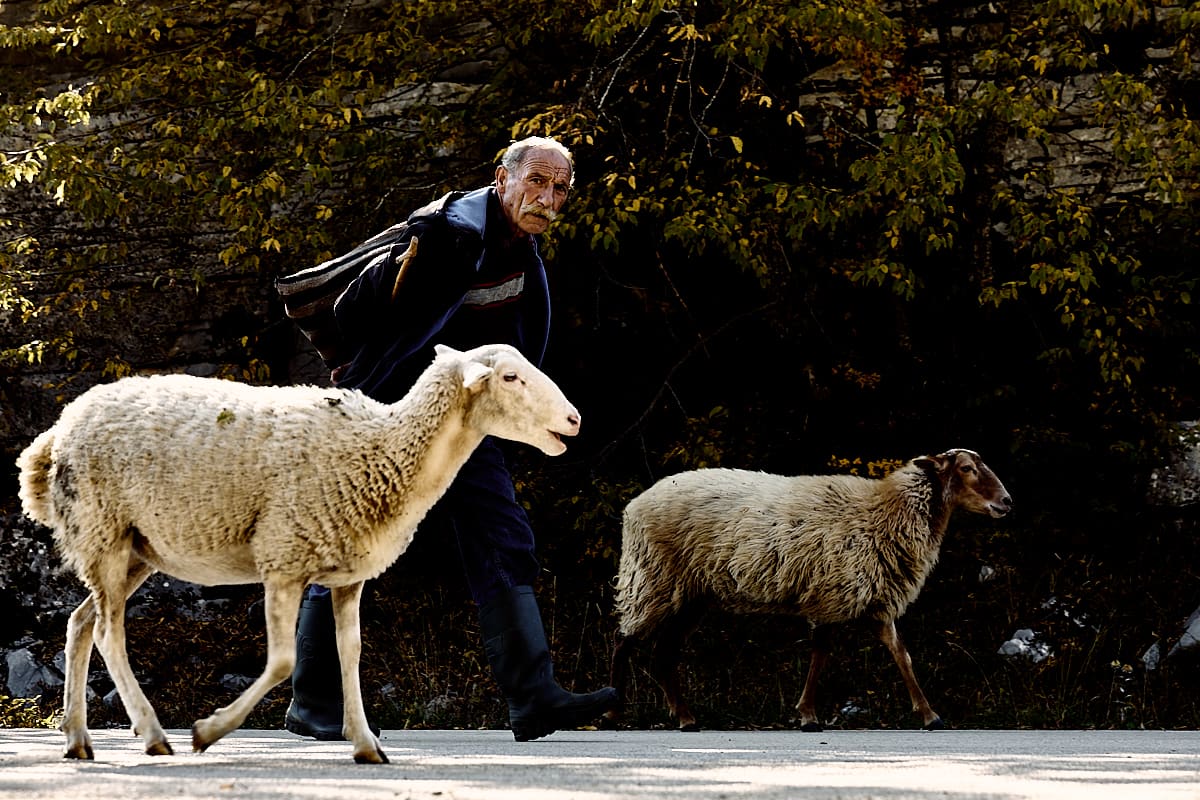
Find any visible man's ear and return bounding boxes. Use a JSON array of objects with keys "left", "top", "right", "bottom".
[{"left": 495, "top": 165, "right": 508, "bottom": 196}]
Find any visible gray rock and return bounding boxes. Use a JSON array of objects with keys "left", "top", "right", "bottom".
[
  {"left": 1147, "top": 422, "right": 1200, "bottom": 508},
  {"left": 1167, "top": 605, "right": 1200, "bottom": 659},
  {"left": 998, "top": 629, "right": 1053, "bottom": 663},
  {"left": 1142, "top": 642, "right": 1161, "bottom": 671},
  {"left": 0, "top": 513, "right": 89, "bottom": 636},
  {"left": 0, "top": 510, "right": 269, "bottom": 720},
  {"left": 5, "top": 647, "right": 63, "bottom": 698},
  {"left": 220, "top": 673, "right": 254, "bottom": 692},
  {"left": 103, "top": 687, "right": 124, "bottom": 712}
]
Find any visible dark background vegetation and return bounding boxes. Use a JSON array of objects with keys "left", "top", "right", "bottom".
[{"left": 1, "top": 0, "right": 1198, "bottom": 732}]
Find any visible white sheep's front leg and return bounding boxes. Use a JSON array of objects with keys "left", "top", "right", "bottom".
[
  {"left": 191, "top": 578, "right": 304, "bottom": 753},
  {"left": 330, "top": 582, "right": 386, "bottom": 764}
]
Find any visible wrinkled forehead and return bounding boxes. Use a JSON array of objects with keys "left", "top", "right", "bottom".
[{"left": 518, "top": 149, "right": 573, "bottom": 182}]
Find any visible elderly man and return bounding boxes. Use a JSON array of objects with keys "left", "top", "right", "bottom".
[{"left": 285, "top": 136, "right": 617, "bottom": 742}]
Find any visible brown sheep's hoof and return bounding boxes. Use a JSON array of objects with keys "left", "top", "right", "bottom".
[
  {"left": 800, "top": 722, "right": 824, "bottom": 732},
  {"left": 924, "top": 716, "right": 945, "bottom": 731},
  {"left": 678, "top": 722, "right": 701, "bottom": 732}
]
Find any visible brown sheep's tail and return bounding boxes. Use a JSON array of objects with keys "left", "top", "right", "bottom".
[{"left": 16, "top": 428, "right": 56, "bottom": 526}]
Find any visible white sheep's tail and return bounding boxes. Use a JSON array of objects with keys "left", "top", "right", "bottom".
[{"left": 16, "top": 427, "right": 56, "bottom": 526}]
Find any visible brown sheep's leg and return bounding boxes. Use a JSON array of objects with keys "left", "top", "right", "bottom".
[
  {"left": 878, "top": 620, "right": 943, "bottom": 730},
  {"left": 648, "top": 602, "right": 705, "bottom": 732},
  {"left": 600, "top": 632, "right": 637, "bottom": 729},
  {"left": 796, "top": 624, "right": 831, "bottom": 732}
]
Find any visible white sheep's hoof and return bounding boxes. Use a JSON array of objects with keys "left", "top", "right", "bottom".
[
  {"left": 191, "top": 722, "right": 221, "bottom": 753},
  {"left": 352, "top": 744, "right": 389, "bottom": 764},
  {"left": 63, "top": 741, "right": 94, "bottom": 760},
  {"left": 145, "top": 738, "right": 174, "bottom": 756}
]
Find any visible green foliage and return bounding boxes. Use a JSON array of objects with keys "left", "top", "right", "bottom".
[
  {"left": 0, "top": 0, "right": 528, "bottom": 382},
  {"left": 0, "top": 695, "right": 57, "bottom": 728},
  {"left": 4, "top": 0, "right": 1196, "bottom": 429},
  {"left": 2, "top": 0, "right": 1199, "bottom": 731},
  {"left": 570, "top": 0, "right": 1197, "bottom": 437}
]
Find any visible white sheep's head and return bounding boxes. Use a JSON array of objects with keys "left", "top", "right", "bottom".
[
  {"left": 437, "top": 343, "right": 581, "bottom": 456},
  {"left": 914, "top": 448, "right": 1013, "bottom": 519}
]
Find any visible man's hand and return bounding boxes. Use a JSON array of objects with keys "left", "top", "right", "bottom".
[{"left": 391, "top": 236, "right": 419, "bottom": 303}]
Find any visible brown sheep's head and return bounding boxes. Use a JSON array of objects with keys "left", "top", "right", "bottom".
[{"left": 914, "top": 449, "right": 1013, "bottom": 519}]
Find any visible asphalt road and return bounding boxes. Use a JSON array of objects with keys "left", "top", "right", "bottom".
[{"left": 1, "top": 727, "right": 1198, "bottom": 799}]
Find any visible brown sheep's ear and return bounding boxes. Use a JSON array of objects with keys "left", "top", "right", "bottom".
[{"left": 913, "top": 454, "right": 948, "bottom": 474}]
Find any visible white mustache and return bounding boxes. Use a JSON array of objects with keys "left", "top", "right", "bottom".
[{"left": 521, "top": 203, "right": 557, "bottom": 222}]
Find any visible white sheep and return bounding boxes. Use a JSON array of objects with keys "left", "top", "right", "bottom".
[
  {"left": 606, "top": 448, "right": 1012, "bottom": 732},
  {"left": 16, "top": 343, "right": 580, "bottom": 764}
]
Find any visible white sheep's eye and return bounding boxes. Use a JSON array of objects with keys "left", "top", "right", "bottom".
[{"left": 503, "top": 372, "right": 520, "bottom": 383}]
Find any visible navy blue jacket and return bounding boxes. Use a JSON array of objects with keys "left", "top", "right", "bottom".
[{"left": 332, "top": 186, "right": 551, "bottom": 403}]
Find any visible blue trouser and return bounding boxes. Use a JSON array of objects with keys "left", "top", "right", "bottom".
[{"left": 308, "top": 437, "right": 538, "bottom": 606}]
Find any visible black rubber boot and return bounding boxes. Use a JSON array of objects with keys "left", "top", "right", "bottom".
[
  {"left": 284, "top": 591, "right": 348, "bottom": 741},
  {"left": 479, "top": 585, "right": 618, "bottom": 742}
]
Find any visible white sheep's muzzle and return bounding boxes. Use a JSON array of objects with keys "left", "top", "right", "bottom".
[
  {"left": 446, "top": 342, "right": 581, "bottom": 457},
  {"left": 541, "top": 413, "right": 580, "bottom": 456}
]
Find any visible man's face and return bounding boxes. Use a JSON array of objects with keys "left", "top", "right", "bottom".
[{"left": 495, "top": 148, "right": 572, "bottom": 235}]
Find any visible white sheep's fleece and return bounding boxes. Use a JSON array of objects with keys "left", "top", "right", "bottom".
[
  {"left": 16, "top": 342, "right": 580, "bottom": 764},
  {"left": 17, "top": 343, "right": 573, "bottom": 592}
]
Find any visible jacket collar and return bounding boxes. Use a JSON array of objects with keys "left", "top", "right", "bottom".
[{"left": 443, "top": 186, "right": 493, "bottom": 238}]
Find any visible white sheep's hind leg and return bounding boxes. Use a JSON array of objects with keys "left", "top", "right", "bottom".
[
  {"left": 61, "top": 560, "right": 156, "bottom": 759},
  {"left": 192, "top": 577, "right": 304, "bottom": 752},
  {"left": 87, "top": 552, "right": 172, "bottom": 756},
  {"left": 60, "top": 595, "right": 97, "bottom": 759},
  {"left": 330, "top": 582, "right": 386, "bottom": 764}
]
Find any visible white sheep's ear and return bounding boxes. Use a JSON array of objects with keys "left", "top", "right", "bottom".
[
  {"left": 434, "top": 343, "right": 462, "bottom": 358},
  {"left": 461, "top": 361, "right": 492, "bottom": 391}
]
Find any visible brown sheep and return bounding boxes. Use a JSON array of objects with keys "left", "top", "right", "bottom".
[{"left": 605, "top": 448, "right": 1012, "bottom": 732}]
